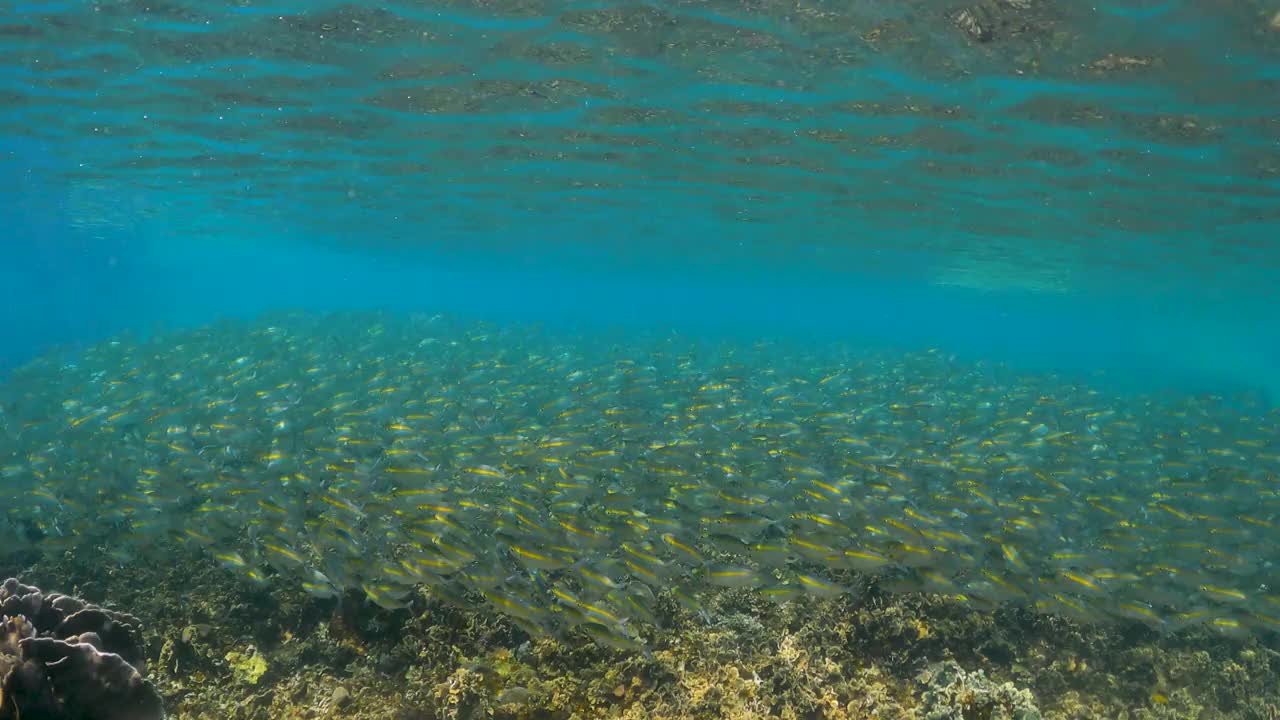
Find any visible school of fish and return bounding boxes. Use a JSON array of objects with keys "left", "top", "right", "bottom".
[{"left": 1, "top": 311, "right": 1278, "bottom": 653}]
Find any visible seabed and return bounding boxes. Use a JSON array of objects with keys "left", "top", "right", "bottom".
[{"left": 14, "top": 552, "right": 1279, "bottom": 720}]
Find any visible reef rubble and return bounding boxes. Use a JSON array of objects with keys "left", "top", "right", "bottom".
[{"left": 18, "top": 556, "right": 1276, "bottom": 720}]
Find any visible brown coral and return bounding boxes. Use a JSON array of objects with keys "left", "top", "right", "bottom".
[{"left": 0, "top": 578, "right": 163, "bottom": 720}]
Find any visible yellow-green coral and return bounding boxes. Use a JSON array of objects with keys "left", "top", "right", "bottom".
[{"left": 224, "top": 648, "right": 268, "bottom": 685}]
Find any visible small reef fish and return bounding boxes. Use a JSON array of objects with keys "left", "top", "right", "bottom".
[{"left": 0, "top": 311, "right": 1278, "bottom": 654}]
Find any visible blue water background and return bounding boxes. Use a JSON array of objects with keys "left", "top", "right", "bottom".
[
  {"left": 3, "top": 138, "right": 1277, "bottom": 400},
  {"left": 2, "top": 1, "right": 1278, "bottom": 400}
]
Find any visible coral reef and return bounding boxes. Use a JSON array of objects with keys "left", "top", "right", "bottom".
[
  {"left": 224, "top": 649, "right": 269, "bottom": 686},
  {"left": 0, "top": 578, "right": 163, "bottom": 720},
  {"left": 916, "top": 661, "right": 1040, "bottom": 720},
  {"left": 9, "top": 557, "right": 1280, "bottom": 720}
]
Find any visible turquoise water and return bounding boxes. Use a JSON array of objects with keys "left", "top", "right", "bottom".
[{"left": 2, "top": 1, "right": 1278, "bottom": 400}]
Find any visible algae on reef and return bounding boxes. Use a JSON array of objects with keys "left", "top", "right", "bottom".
[{"left": 17, "top": 550, "right": 1280, "bottom": 720}]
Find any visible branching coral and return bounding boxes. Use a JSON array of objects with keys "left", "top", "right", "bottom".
[{"left": 917, "top": 661, "right": 1041, "bottom": 720}]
